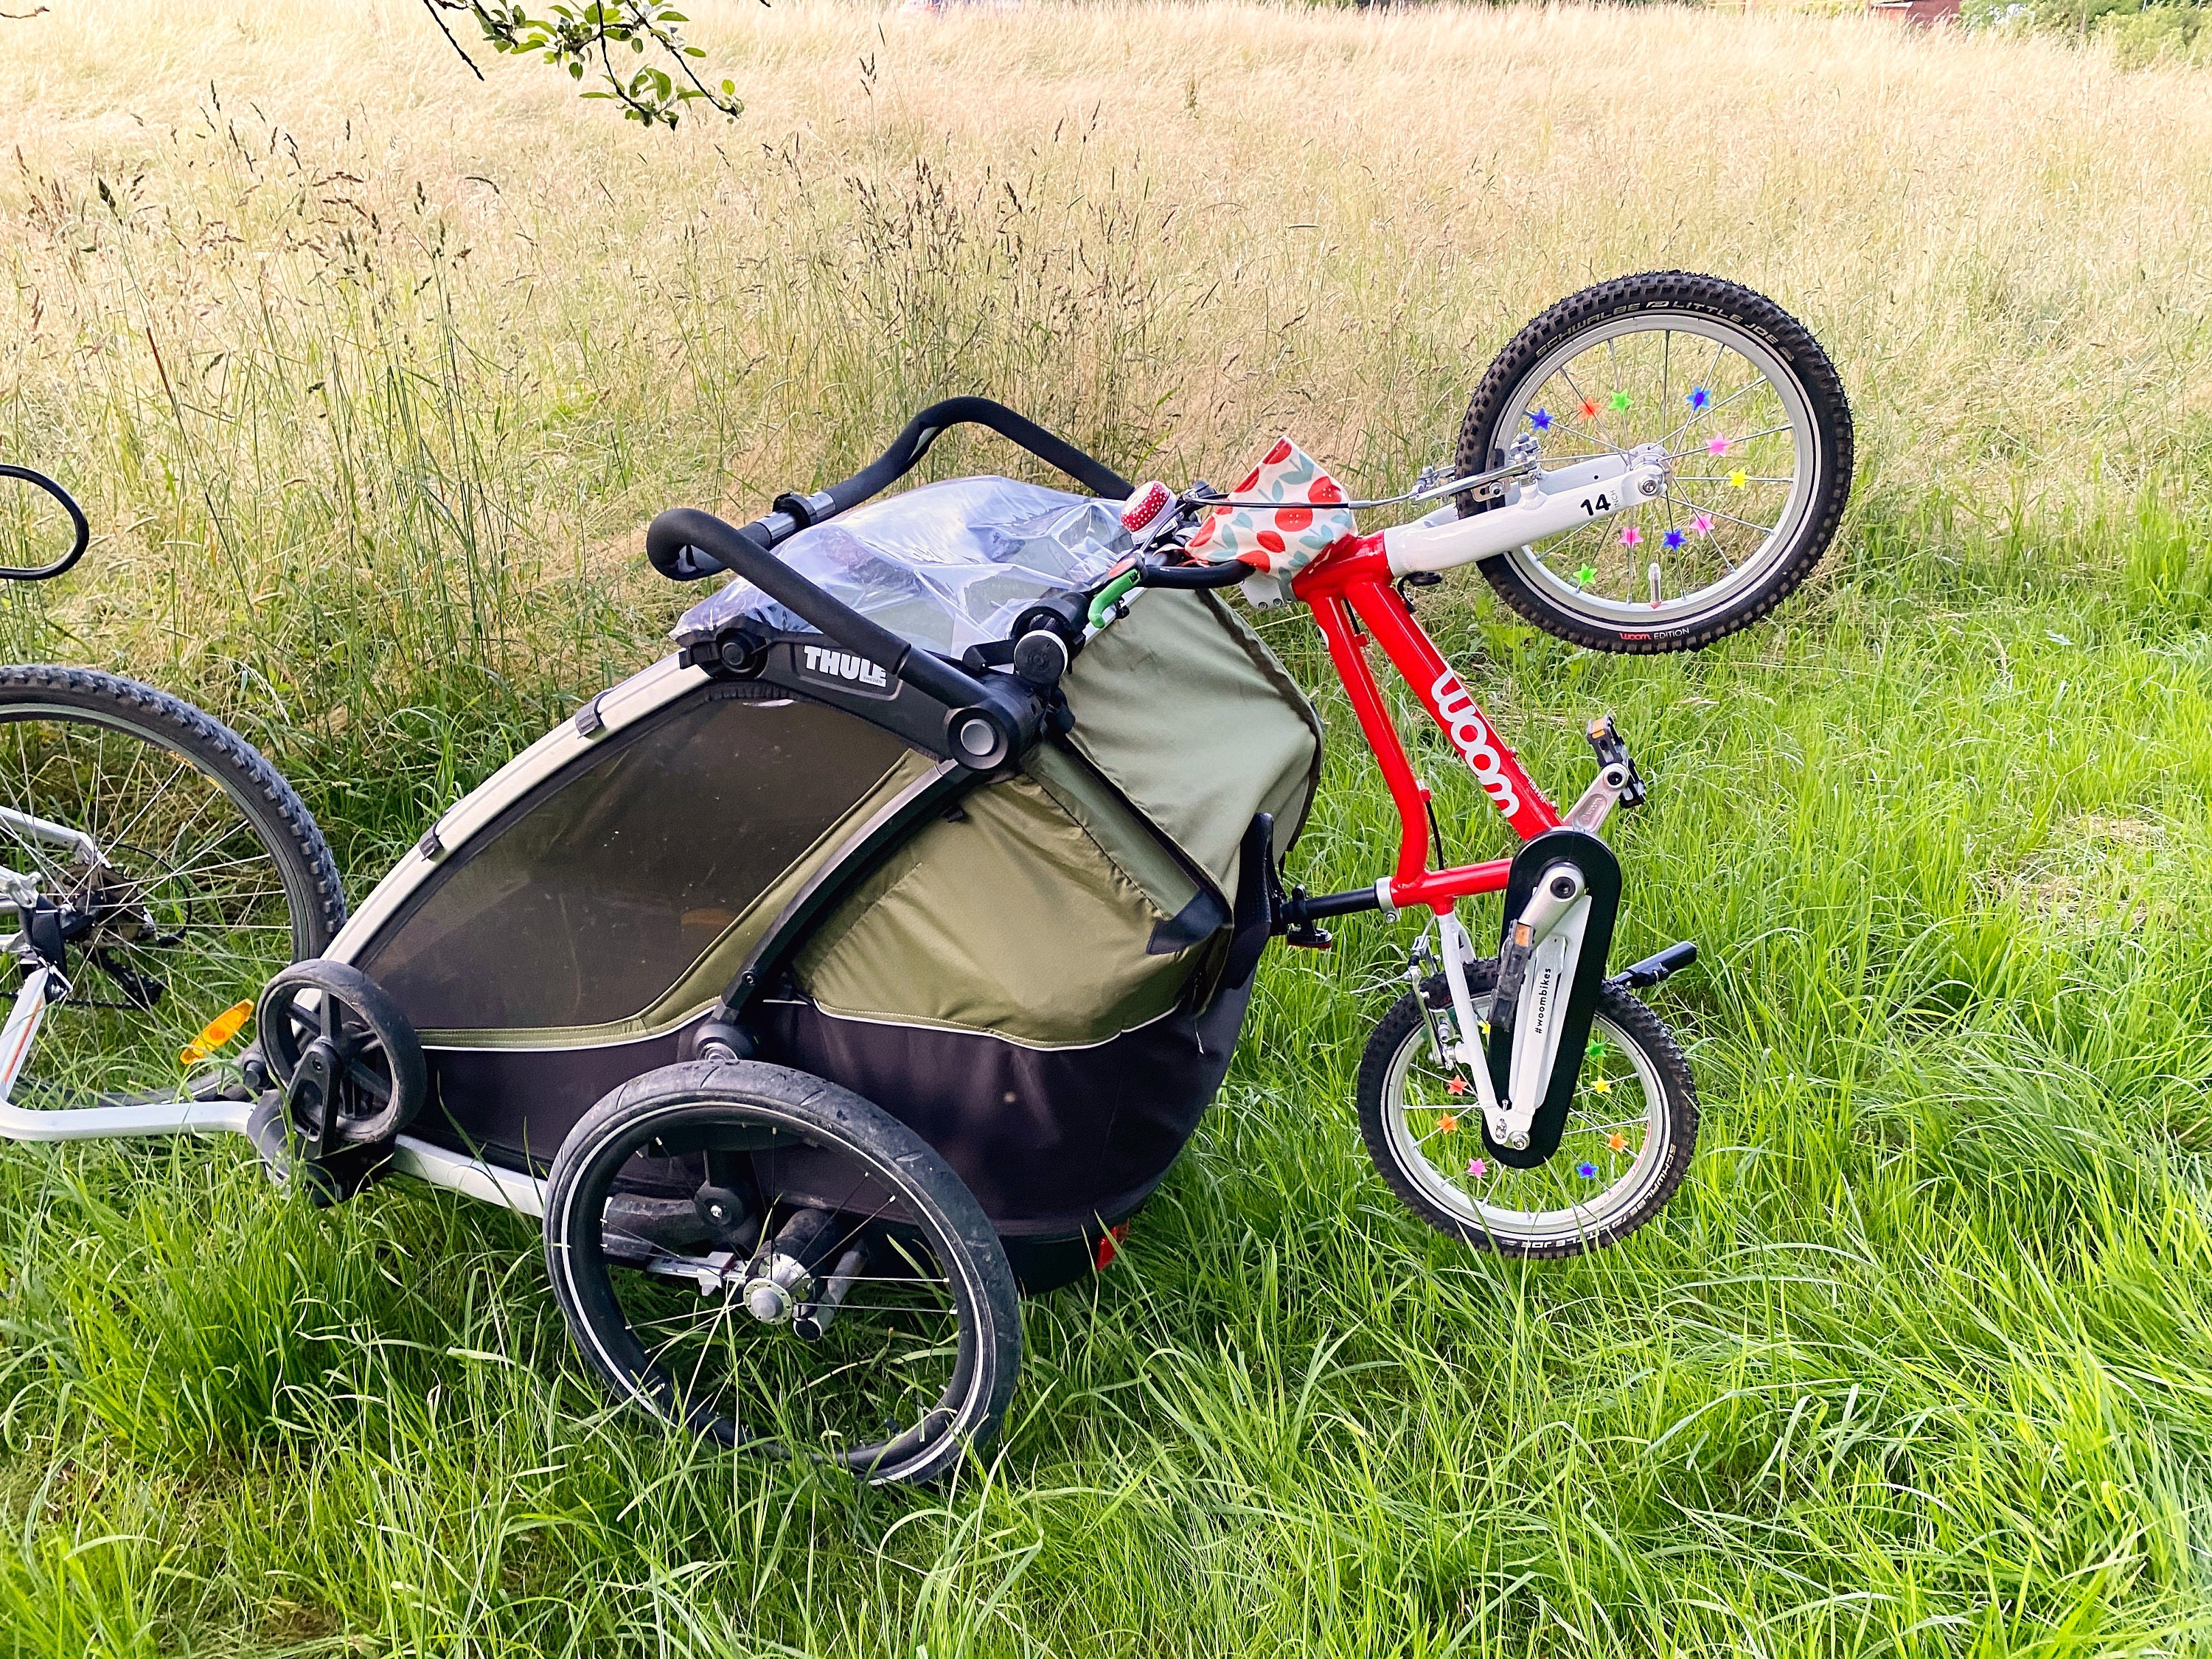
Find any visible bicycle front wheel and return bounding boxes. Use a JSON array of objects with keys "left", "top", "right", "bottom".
[
  {"left": 0, "top": 666, "right": 345, "bottom": 1108},
  {"left": 1357, "top": 962, "right": 1698, "bottom": 1259},
  {"left": 1457, "top": 271, "right": 1853, "bottom": 653}
]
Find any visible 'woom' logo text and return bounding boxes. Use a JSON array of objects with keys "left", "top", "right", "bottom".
[
  {"left": 1429, "top": 669, "right": 1520, "bottom": 815},
  {"left": 799, "top": 644, "right": 889, "bottom": 692}
]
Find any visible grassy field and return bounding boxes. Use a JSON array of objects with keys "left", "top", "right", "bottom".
[{"left": 4, "top": 0, "right": 2212, "bottom": 1652}]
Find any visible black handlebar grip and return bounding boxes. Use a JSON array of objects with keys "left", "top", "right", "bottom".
[
  {"left": 645, "top": 507, "right": 987, "bottom": 712},
  {"left": 1136, "top": 557, "right": 1254, "bottom": 591},
  {"left": 814, "top": 397, "right": 1135, "bottom": 526}
]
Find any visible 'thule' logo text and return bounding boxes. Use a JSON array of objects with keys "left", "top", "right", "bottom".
[{"left": 801, "top": 645, "right": 888, "bottom": 689}]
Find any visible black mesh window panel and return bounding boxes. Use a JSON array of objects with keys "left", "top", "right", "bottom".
[{"left": 361, "top": 693, "right": 912, "bottom": 1032}]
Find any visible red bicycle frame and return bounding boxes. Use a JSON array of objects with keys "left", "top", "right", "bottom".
[{"left": 1291, "top": 531, "right": 1562, "bottom": 916}]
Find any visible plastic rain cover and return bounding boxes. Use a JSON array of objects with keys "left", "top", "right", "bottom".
[{"left": 672, "top": 477, "right": 1130, "bottom": 655}]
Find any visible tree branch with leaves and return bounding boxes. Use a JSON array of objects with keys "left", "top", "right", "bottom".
[{"left": 422, "top": 0, "right": 755, "bottom": 128}]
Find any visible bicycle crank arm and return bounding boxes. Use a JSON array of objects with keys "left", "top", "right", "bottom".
[{"left": 1380, "top": 448, "right": 1669, "bottom": 578}]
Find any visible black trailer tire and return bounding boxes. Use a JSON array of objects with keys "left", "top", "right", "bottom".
[{"left": 543, "top": 1060, "right": 1021, "bottom": 1486}]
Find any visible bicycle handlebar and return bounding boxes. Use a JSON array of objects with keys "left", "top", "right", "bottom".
[
  {"left": 0, "top": 467, "right": 90, "bottom": 582},
  {"left": 645, "top": 507, "right": 990, "bottom": 712}
]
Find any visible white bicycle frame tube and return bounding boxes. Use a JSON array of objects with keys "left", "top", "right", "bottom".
[
  {"left": 0, "top": 964, "right": 248, "bottom": 1137},
  {"left": 0, "top": 962, "right": 546, "bottom": 1210},
  {"left": 0, "top": 805, "right": 104, "bottom": 866},
  {"left": 1380, "top": 455, "right": 1668, "bottom": 578}
]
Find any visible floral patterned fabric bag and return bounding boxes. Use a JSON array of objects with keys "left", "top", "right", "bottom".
[{"left": 1184, "top": 437, "right": 1358, "bottom": 600}]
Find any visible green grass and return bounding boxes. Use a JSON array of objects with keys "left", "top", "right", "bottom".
[{"left": 4, "top": 0, "right": 2212, "bottom": 1649}]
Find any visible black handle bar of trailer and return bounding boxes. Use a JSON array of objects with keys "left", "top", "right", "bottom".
[
  {"left": 644, "top": 506, "right": 1038, "bottom": 769},
  {"left": 647, "top": 397, "right": 1135, "bottom": 586},
  {"left": 0, "top": 466, "right": 91, "bottom": 582}
]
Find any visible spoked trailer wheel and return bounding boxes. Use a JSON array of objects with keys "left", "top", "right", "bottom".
[{"left": 543, "top": 1060, "right": 1022, "bottom": 1486}]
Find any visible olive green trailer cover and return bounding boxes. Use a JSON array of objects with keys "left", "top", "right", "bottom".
[{"left": 765, "top": 585, "right": 1320, "bottom": 1242}]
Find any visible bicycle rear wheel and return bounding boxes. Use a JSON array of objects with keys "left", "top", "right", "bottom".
[
  {"left": 1458, "top": 271, "right": 1852, "bottom": 653},
  {"left": 0, "top": 667, "right": 344, "bottom": 1107}
]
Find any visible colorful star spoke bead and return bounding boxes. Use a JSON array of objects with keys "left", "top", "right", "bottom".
[
  {"left": 1686, "top": 386, "right": 1711, "bottom": 410},
  {"left": 1707, "top": 436, "right": 1729, "bottom": 457},
  {"left": 1446, "top": 1075, "right": 1469, "bottom": 1096},
  {"left": 1663, "top": 529, "right": 1686, "bottom": 551},
  {"left": 1691, "top": 514, "right": 1714, "bottom": 535},
  {"left": 1576, "top": 1161, "right": 1599, "bottom": 1179},
  {"left": 1607, "top": 1132, "right": 1629, "bottom": 1152},
  {"left": 1467, "top": 1158, "right": 1489, "bottom": 1179},
  {"left": 1437, "top": 1113, "right": 1459, "bottom": 1135},
  {"left": 1619, "top": 526, "right": 1642, "bottom": 548},
  {"left": 1730, "top": 469, "right": 1748, "bottom": 489},
  {"left": 1529, "top": 408, "right": 1552, "bottom": 431},
  {"left": 1574, "top": 564, "right": 1596, "bottom": 588},
  {"left": 1579, "top": 397, "right": 1599, "bottom": 421},
  {"left": 1608, "top": 391, "right": 1632, "bottom": 411},
  {"left": 1586, "top": 1039, "right": 1607, "bottom": 1059},
  {"left": 1588, "top": 1076, "right": 1613, "bottom": 1095}
]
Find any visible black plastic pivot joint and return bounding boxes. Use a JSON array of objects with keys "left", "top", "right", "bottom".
[{"left": 945, "top": 675, "right": 1040, "bottom": 771}]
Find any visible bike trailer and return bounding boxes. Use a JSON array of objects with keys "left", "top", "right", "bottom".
[{"left": 339, "top": 476, "right": 1320, "bottom": 1286}]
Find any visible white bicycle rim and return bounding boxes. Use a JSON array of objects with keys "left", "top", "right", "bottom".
[
  {"left": 1489, "top": 313, "right": 1818, "bottom": 633},
  {"left": 1380, "top": 1001, "right": 1674, "bottom": 1248}
]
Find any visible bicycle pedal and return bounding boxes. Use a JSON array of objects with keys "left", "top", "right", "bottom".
[{"left": 1585, "top": 714, "right": 1648, "bottom": 809}]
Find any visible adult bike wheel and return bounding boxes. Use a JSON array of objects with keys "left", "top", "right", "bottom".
[
  {"left": 1357, "top": 962, "right": 1697, "bottom": 1259},
  {"left": 1457, "top": 271, "right": 1852, "bottom": 653},
  {"left": 0, "top": 667, "right": 345, "bottom": 1107},
  {"left": 543, "top": 1060, "right": 1022, "bottom": 1486}
]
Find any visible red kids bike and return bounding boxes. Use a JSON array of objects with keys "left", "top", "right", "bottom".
[{"left": 1092, "top": 270, "right": 1852, "bottom": 1254}]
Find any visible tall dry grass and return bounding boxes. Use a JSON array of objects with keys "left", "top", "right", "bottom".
[{"left": 2, "top": 5, "right": 2208, "bottom": 843}]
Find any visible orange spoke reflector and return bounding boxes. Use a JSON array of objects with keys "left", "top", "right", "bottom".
[
  {"left": 1607, "top": 1132, "right": 1630, "bottom": 1153},
  {"left": 180, "top": 1000, "right": 253, "bottom": 1067}
]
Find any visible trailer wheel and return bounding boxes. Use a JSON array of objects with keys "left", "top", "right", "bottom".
[{"left": 543, "top": 1060, "right": 1021, "bottom": 1486}]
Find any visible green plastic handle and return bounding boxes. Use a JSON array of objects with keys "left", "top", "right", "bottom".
[{"left": 1087, "top": 570, "right": 1142, "bottom": 632}]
